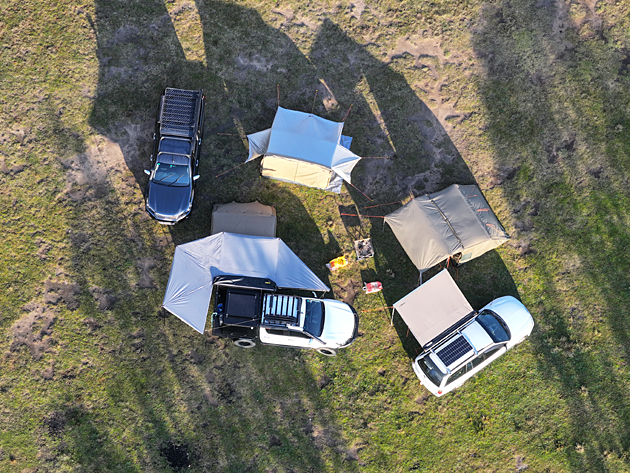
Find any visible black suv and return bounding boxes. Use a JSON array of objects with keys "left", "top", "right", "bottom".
[{"left": 144, "top": 88, "right": 205, "bottom": 225}]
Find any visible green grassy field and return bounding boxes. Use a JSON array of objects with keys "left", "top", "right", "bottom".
[{"left": 1, "top": 0, "right": 630, "bottom": 471}]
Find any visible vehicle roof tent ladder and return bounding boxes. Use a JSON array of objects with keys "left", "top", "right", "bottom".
[
  {"left": 162, "top": 233, "right": 329, "bottom": 333},
  {"left": 245, "top": 107, "right": 362, "bottom": 193},
  {"left": 384, "top": 184, "right": 510, "bottom": 273},
  {"left": 160, "top": 88, "right": 201, "bottom": 138}
]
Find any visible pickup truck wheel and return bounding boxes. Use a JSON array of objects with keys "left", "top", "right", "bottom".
[
  {"left": 234, "top": 339, "right": 256, "bottom": 348},
  {"left": 316, "top": 348, "right": 337, "bottom": 357}
]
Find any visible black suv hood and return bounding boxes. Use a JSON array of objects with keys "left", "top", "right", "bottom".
[{"left": 146, "top": 182, "right": 192, "bottom": 221}]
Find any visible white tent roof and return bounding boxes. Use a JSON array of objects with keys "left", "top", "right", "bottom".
[
  {"left": 246, "top": 107, "right": 362, "bottom": 192},
  {"left": 393, "top": 269, "right": 473, "bottom": 347},
  {"left": 163, "top": 232, "right": 330, "bottom": 333}
]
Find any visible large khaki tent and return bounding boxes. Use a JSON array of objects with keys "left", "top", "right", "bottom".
[
  {"left": 245, "top": 107, "right": 362, "bottom": 193},
  {"left": 384, "top": 184, "right": 509, "bottom": 273},
  {"left": 162, "top": 233, "right": 329, "bottom": 333},
  {"left": 393, "top": 269, "right": 474, "bottom": 348},
  {"left": 210, "top": 201, "right": 276, "bottom": 237}
]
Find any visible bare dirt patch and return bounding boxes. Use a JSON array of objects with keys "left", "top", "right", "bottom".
[
  {"left": 43, "top": 410, "right": 69, "bottom": 437},
  {"left": 333, "top": 279, "right": 362, "bottom": 305},
  {"left": 44, "top": 279, "right": 81, "bottom": 310},
  {"left": 387, "top": 35, "right": 448, "bottom": 72},
  {"left": 136, "top": 257, "right": 156, "bottom": 288},
  {"left": 90, "top": 286, "right": 118, "bottom": 311},
  {"left": 161, "top": 441, "right": 192, "bottom": 469},
  {"left": 10, "top": 304, "right": 56, "bottom": 360},
  {"left": 311, "top": 425, "right": 340, "bottom": 449}
]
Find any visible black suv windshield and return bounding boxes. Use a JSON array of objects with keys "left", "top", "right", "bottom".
[
  {"left": 153, "top": 162, "right": 190, "bottom": 186},
  {"left": 417, "top": 356, "right": 445, "bottom": 387},
  {"left": 476, "top": 310, "right": 510, "bottom": 343},
  {"left": 303, "top": 300, "right": 324, "bottom": 337}
]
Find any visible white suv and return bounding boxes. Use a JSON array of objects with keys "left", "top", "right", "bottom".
[
  {"left": 412, "top": 296, "right": 534, "bottom": 396},
  {"left": 259, "top": 296, "right": 358, "bottom": 356}
]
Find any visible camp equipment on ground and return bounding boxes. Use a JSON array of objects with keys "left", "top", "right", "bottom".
[
  {"left": 384, "top": 184, "right": 509, "bottom": 274},
  {"left": 363, "top": 282, "right": 383, "bottom": 294},
  {"left": 326, "top": 256, "right": 348, "bottom": 271},
  {"left": 354, "top": 238, "right": 374, "bottom": 260},
  {"left": 245, "top": 107, "right": 362, "bottom": 193}
]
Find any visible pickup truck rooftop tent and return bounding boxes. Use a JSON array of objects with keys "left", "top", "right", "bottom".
[
  {"left": 162, "top": 232, "right": 330, "bottom": 333},
  {"left": 245, "top": 107, "right": 362, "bottom": 193},
  {"left": 384, "top": 184, "right": 510, "bottom": 274},
  {"left": 393, "top": 269, "right": 473, "bottom": 348},
  {"left": 210, "top": 201, "right": 277, "bottom": 237}
]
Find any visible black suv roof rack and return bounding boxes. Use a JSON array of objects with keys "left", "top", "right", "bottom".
[{"left": 159, "top": 88, "right": 201, "bottom": 138}]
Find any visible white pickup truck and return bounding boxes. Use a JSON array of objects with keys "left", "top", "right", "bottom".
[{"left": 210, "top": 276, "right": 358, "bottom": 356}]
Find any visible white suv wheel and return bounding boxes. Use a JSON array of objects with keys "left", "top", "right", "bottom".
[{"left": 316, "top": 347, "right": 337, "bottom": 357}]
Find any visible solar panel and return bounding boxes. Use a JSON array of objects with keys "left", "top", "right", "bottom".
[{"left": 436, "top": 336, "right": 473, "bottom": 367}]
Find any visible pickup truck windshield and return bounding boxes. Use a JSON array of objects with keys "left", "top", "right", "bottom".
[
  {"left": 417, "top": 355, "right": 445, "bottom": 387},
  {"left": 303, "top": 300, "right": 324, "bottom": 337},
  {"left": 153, "top": 162, "right": 190, "bottom": 186}
]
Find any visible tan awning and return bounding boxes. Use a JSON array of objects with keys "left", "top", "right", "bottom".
[{"left": 393, "top": 269, "right": 473, "bottom": 347}]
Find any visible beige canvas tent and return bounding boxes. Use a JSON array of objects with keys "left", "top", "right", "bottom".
[
  {"left": 245, "top": 107, "right": 362, "bottom": 193},
  {"left": 210, "top": 202, "right": 276, "bottom": 237},
  {"left": 384, "top": 184, "right": 509, "bottom": 273}
]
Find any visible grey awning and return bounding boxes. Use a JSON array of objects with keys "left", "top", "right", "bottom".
[{"left": 162, "top": 233, "right": 329, "bottom": 333}]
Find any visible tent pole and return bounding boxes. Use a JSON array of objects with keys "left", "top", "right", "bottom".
[
  {"left": 342, "top": 104, "right": 353, "bottom": 122},
  {"left": 277, "top": 84, "right": 280, "bottom": 108},
  {"left": 311, "top": 89, "right": 318, "bottom": 114},
  {"left": 215, "top": 160, "right": 249, "bottom": 178},
  {"left": 390, "top": 307, "right": 395, "bottom": 325}
]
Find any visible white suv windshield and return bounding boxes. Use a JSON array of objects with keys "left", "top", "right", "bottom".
[
  {"left": 476, "top": 311, "right": 510, "bottom": 343},
  {"left": 303, "top": 300, "right": 324, "bottom": 337}
]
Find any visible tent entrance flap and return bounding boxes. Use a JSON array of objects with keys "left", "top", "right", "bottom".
[
  {"left": 393, "top": 269, "right": 473, "bottom": 347},
  {"left": 262, "top": 155, "right": 332, "bottom": 190}
]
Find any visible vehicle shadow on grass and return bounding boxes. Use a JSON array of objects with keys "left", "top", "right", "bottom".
[
  {"left": 307, "top": 19, "right": 521, "bottom": 359},
  {"left": 71, "top": 1, "right": 361, "bottom": 472},
  {"left": 473, "top": 0, "right": 630, "bottom": 470}
]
